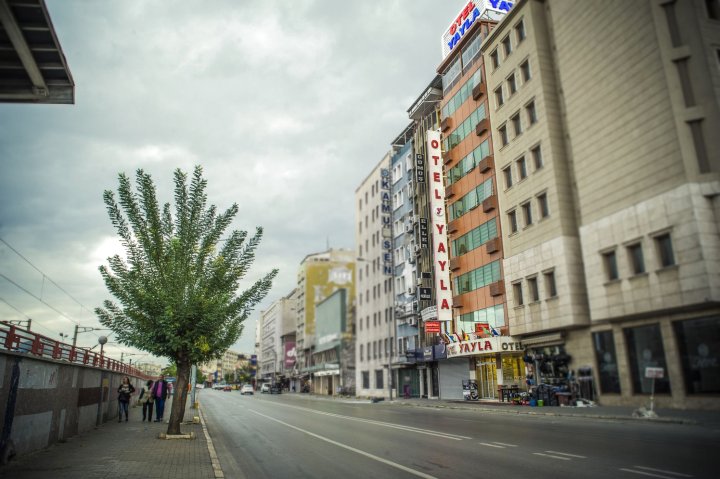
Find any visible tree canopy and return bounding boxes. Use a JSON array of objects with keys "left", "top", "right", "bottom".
[{"left": 96, "top": 166, "right": 277, "bottom": 433}]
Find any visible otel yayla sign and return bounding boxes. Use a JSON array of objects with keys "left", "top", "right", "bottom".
[
  {"left": 427, "top": 130, "right": 453, "bottom": 322},
  {"left": 446, "top": 336, "right": 525, "bottom": 358},
  {"left": 442, "top": 0, "right": 514, "bottom": 59}
]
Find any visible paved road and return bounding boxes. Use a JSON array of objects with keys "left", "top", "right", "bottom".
[{"left": 200, "top": 391, "right": 720, "bottom": 479}]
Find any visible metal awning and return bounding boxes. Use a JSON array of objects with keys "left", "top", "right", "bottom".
[{"left": 0, "top": 0, "right": 74, "bottom": 104}]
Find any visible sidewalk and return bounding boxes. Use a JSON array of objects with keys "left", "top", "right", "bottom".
[{"left": 0, "top": 402, "right": 216, "bottom": 479}]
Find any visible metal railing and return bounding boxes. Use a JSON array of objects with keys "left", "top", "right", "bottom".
[{"left": 0, "top": 321, "right": 151, "bottom": 379}]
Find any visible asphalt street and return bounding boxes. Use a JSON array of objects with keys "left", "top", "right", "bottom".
[{"left": 200, "top": 391, "right": 720, "bottom": 479}]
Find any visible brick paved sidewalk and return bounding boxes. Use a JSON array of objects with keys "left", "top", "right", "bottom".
[{"left": 0, "top": 403, "right": 216, "bottom": 479}]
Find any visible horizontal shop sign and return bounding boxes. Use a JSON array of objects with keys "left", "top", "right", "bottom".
[{"left": 446, "top": 336, "right": 524, "bottom": 358}]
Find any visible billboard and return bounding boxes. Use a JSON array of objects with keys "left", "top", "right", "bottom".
[
  {"left": 284, "top": 341, "right": 296, "bottom": 369},
  {"left": 441, "top": 0, "right": 514, "bottom": 59},
  {"left": 427, "top": 130, "right": 453, "bottom": 322}
]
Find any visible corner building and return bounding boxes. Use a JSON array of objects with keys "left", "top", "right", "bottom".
[{"left": 484, "top": 0, "right": 720, "bottom": 409}]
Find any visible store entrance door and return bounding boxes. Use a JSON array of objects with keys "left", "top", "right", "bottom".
[{"left": 477, "top": 361, "right": 497, "bottom": 399}]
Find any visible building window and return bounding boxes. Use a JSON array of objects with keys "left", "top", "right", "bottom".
[
  {"left": 384, "top": 338, "right": 388, "bottom": 357},
  {"left": 521, "top": 201, "right": 533, "bottom": 226},
  {"left": 512, "top": 282, "right": 523, "bottom": 306},
  {"left": 674, "top": 59, "right": 695, "bottom": 107},
  {"left": 503, "top": 165, "right": 513, "bottom": 189},
  {"left": 495, "top": 86, "right": 504, "bottom": 108},
  {"left": 625, "top": 324, "right": 671, "bottom": 394},
  {"left": 508, "top": 209, "right": 518, "bottom": 234},
  {"left": 706, "top": 0, "right": 719, "bottom": 20},
  {"left": 627, "top": 243, "right": 645, "bottom": 275},
  {"left": 544, "top": 270, "right": 557, "bottom": 298},
  {"left": 689, "top": 120, "right": 710, "bottom": 173},
  {"left": 593, "top": 331, "right": 621, "bottom": 394},
  {"left": 375, "top": 369, "right": 384, "bottom": 389},
  {"left": 515, "top": 19, "right": 526, "bottom": 43},
  {"left": 537, "top": 192, "right": 549, "bottom": 218},
  {"left": 674, "top": 316, "right": 720, "bottom": 394},
  {"left": 490, "top": 49, "right": 499, "bottom": 69},
  {"left": 499, "top": 124, "right": 509, "bottom": 146},
  {"left": 528, "top": 276, "right": 539, "bottom": 302},
  {"left": 502, "top": 35, "right": 512, "bottom": 57},
  {"left": 516, "top": 156, "right": 527, "bottom": 180},
  {"left": 362, "top": 371, "right": 370, "bottom": 389},
  {"left": 526, "top": 101, "right": 537, "bottom": 125},
  {"left": 507, "top": 73, "right": 517, "bottom": 95},
  {"left": 520, "top": 59, "right": 531, "bottom": 82},
  {"left": 603, "top": 250, "right": 619, "bottom": 281},
  {"left": 531, "top": 144, "right": 543, "bottom": 169},
  {"left": 655, "top": 233, "right": 675, "bottom": 268},
  {"left": 360, "top": 344, "right": 364, "bottom": 361},
  {"left": 662, "top": 1, "right": 682, "bottom": 47},
  {"left": 511, "top": 113, "right": 522, "bottom": 137}
]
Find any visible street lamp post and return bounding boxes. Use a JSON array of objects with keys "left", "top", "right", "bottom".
[{"left": 72, "top": 325, "right": 108, "bottom": 347}]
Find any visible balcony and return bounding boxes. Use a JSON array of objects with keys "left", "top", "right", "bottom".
[
  {"left": 452, "top": 296, "right": 463, "bottom": 308},
  {"left": 445, "top": 183, "right": 456, "bottom": 199},
  {"left": 485, "top": 237, "right": 500, "bottom": 254},
  {"left": 477, "top": 155, "right": 494, "bottom": 173},
  {"left": 482, "top": 195, "right": 497, "bottom": 213},
  {"left": 440, "top": 117, "right": 453, "bottom": 132},
  {"left": 472, "top": 82, "right": 486, "bottom": 100},
  {"left": 489, "top": 280, "right": 505, "bottom": 297},
  {"left": 475, "top": 118, "right": 489, "bottom": 136},
  {"left": 448, "top": 218, "right": 460, "bottom": 234},
  {"left": 444, "top": 150, "right": 454, "bottom": 165},
  {"left": 449, "top": 257, "right": 461, "bottom": 271}
]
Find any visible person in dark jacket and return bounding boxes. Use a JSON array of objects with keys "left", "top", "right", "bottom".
[
  {"left": 152, "top": 374, "right": 169, "bottom": 422},
  {"left": 117, "top": 376, "right": 135, "bottom": 422},
  {"left": 139, "top": 379, "right": 154, "bottom": 422}
]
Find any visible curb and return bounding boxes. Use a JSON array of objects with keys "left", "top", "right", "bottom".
[{"left": 198, "top": 406, "right": 225, "bottom": 479}]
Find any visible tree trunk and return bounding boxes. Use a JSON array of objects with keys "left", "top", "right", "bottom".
[{"left": 166, "top": 358, "right": 190, "bottom": 435}]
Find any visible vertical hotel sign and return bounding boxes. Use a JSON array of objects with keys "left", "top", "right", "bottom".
[{"left": 427, "top": 130, "right": 453, "bottom": 322}]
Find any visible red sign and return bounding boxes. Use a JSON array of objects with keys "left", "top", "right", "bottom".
[
  {"left": 474, "top": 323, "right": 489, "bottom": 334},
  {"left": 425, "top": 321, "right": 441, "bottom": 333}
]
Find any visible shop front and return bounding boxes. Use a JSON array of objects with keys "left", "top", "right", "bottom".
[{"left": 446, "top": 336, "right": 526, "bottom": 401}]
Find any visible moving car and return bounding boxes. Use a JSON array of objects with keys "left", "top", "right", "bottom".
[
  {"left": 260, "top": 383, "right": 271, "bottom": 393},
  {"left": 240, "top": 384, "right": 254, "bottom": 395},
  {"left": 223, "top": 385, "right": 232, "bottom": 391},
  {"left": 270, "top": 384, "right": 282, "bottom": 394}
]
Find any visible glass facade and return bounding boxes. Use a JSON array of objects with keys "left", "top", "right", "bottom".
[
  {"left": 442, "top": 105, "right": 487, "bottom": 152},
  {"left": 448, "top": 178, "right": 494, "bottom": 220},
  {"left": 447, "top": 139, "right": 490, "bottom": 184},
  {"left": 593, "top": 331, "right": 621, "bottom": 394},
  {"left": 674, "top": 316, "right": 720, "bottom": 394},
  {"left": 451, "top": 218, "right": 498, "bottom": 256},
  {"left": 453, "top": 260, "right": 501, "bottom": 295},
  {"left": 625, "top": 324, "right": 670, "bottom": 394},
  {"left": 457, "top": 304, "right": 505, "bottom": 330}
]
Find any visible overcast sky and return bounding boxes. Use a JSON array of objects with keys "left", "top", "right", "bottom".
[{"left": 0, "top": 0, "right": 463, "bottom": 364}]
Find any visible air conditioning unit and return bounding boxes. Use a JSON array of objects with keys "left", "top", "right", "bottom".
[
  {"left": 413, "top": 244, "right": 421, "bottom": 254},
  {"left": 405, "top": 224, "right": 413, "bottom": 233},
  {"left": 408, "top": 256, "right": 416, "bottom": 264},
  {"left": 407, "top": 287, "right": 416, "bottom": 295},
  {"left": 409, "top": 317, "right": 418, "bottom": 326}
]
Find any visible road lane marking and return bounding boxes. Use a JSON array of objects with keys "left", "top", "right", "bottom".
[
  {"left": 248, "top": 409, "right": 439, "bottom": 479},
  {"left": 619, "top": 466, "right": 693, "bottom": 478},
  {"left": 635, "top": 467, "right": 692, "bottom": 477},
  {"left": 545, "top": 450, "right": 586, "bottom": 459},
  {"left": 491, "top": 442, "right": 518, "bottom": 447},
  {"left": 257, "top": 400, "right": 471, "bottom": 441},
  {"left": 479, "top": 442, "right": 506, "bottom": 448},
  {"left": 533, "top": 452, "right": 571, "bottom": 461}
]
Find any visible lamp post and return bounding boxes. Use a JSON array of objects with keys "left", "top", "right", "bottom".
[{"left": 72, "top": 325, "right": 109, "bottom": 347}]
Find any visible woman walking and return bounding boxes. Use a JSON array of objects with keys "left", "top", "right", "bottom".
[
  {"left": 139, "top": 379, "right": 154, "bottom": 422},
  {"left": 117, "top": 376, "right": 135, "bottom": 422}
]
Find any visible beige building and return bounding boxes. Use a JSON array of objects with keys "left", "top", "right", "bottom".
[{"left": 483, "top": 0, "right": 720, "bottom": 408}]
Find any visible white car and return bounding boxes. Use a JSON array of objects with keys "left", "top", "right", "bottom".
[
  {"left": 260, "top": 383, "right": 271, "bottom": 393},
  {"left": 240, "top": 384, "right": 254, "bottom": 395}
]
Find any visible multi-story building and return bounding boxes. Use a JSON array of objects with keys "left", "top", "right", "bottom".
[
  {"left": 312, "top": 288, "right": 355, "bottom": 395},
  {"left": 294, "top": 248, "right": 355, "bottom": 393},
  {"left": 200, "top": 349, "right": 245, "bottom": 384},
  {"left": 355, "top": 153, "right": 396, "bottom": 398},
  {"left": 483, "top": 0, "right": 720, "bottom": 409},
  {"left": 435, "top": 1, "right": 517, "bottom": 400},
  {"left": 259, "top": 290, "right": 297, "bottom": 387}
]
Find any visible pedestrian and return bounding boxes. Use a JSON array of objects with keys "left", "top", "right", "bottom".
[
  {"left": 117, "top": 376, "right": 135, "bottom": 423},
  {"left": 138, "top": 379, "right": 154, "bottom": 422},
  {"left": 152, "top": 374, "right": 169, "bottom": 422}
]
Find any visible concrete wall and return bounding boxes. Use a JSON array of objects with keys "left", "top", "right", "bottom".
[{"left": 0, "top": 351, "right": 145, "bottom": 460}]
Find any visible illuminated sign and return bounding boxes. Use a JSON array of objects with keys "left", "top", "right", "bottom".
[
  {"left": 446, "top": 336, "right": 525, "bottom": 358},
  {"left": 380, "top": 168, "right": 393, "bottom": 275},
  {"left": 427, "top": 130, "right": 453, "bottom": 322},
  {"left": 441, "top": 0, "right": 514, "bottom": 59},
  {"left": 425, "top": 321, "right": 441, "bottom": 333},
  {"left": 415, "top": 154, "right": 426, "bottom": 183}
]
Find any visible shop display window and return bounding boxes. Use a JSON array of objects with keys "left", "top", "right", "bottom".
[
  {"left": 624, "top": 324, "right": 670, "bottom": 394},
  {"left": 674, "top": 316, "right": 720, "bottom": 394},
  {"left": 592, "top": 331, "right": 621, "bottom": 394}
]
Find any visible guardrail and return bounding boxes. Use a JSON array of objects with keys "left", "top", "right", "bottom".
[{"left": 0, "top": 321, "right": 151, "bottom": 379}]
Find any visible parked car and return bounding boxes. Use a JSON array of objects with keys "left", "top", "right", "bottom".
[
  {"left": 270, "top": 384, "right": 282, "bottom": 394},
  {"left": 214, "top": 383, "right": 226, "bottom": 390},
  {"left": 240, "top": 384, "right": 254, "bottom": 395},
  {"left": 260, "top": 383, "right": 271, "bottom": 393}
]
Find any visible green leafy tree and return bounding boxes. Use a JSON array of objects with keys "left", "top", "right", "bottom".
[
  {"left": 162, "top": 363, "right": 177, "bottom": 377},
  {"left": 96, "top": 166, "right": 277, "bottom": 434},
  {"left": 196, "top": 369, "right": 206, "bottom": 385}
]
